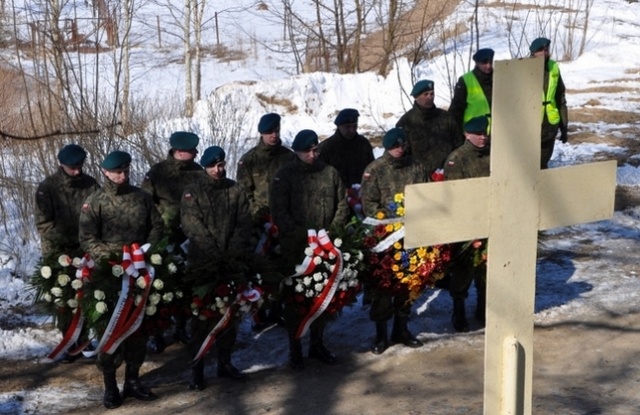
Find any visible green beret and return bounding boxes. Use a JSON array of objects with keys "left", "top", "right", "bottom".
[
  {"left": 410, "top": 79, "right": 434, "bottom": 97},
  {"left": 170, "top": 131, "right": 199, "bottom": 150},
  {"left": 473, "top": 48, "right": 495, "bottom": 62},
  {"left": 464, "top": 116, "right": 489, "bottom": 134},
  {"left": 334, "top": 108, "right": 360, "bottom": 125},
  {"left": 292, "top": 129, "right": 319, "bottom": 151},
  {"left": 57, "top": 144, "right": 86, "bottom": 166},
  {"left": 383, "top": 128, "right": 407, "bottom": 150},
  {"left": 101, "top": 151, "right": 132, "bottom": 170},
  {"left": 258, "top": 113, "right": 281, "bottom": 133},
  {"left": 200, "top": 146, "right": 226, "bottom": 167},
  {"left": 529, "top": 37, "right": 551, "bottom": 53}
]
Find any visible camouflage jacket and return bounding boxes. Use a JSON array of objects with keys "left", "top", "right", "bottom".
[
  {"left": 270, "top": 157, "right": 350, "bottom": 238},
  {"left": 360, "top": 152, "right": 428, "bottom": 217},
  {"left": 236, "top": 140, "right": 294, "bottom": 221},
  {"left": 443, "top": 141, "right": 491, "bottom": 180},
  {"left": 79, "top": 179, "right": 164, "bottom": 260},
  {"left": 141, "top": 152, "right": 202, "bottom": 242},
  {"left": 317, "top": 130, "right": 374, "bottom": 187},
  {"left": 396, "top": 103, "right": 464, "bottom": 174},
  {"left": 35, "top": 168, "right": 99, "bottom": 257},
  {"left": 180, "top": 174, "right": 252, "bottom": 269}
]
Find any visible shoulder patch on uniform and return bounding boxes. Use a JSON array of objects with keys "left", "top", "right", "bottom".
[
  {"left": 37, "top": 190, "right": 44, "bottom": 195},
  {"left": 183, "top": 193, "right": 193, "bottom": 200},
  {"left": 81, "top": 203, "right": 89, "bottom": 211},
  {"left": 447, "top": 160, "right": 455, "bottom": 166},
  {"left": 363, "top": 172, "right": 371, "bottom": 180},
  {"left": 237, "top": 161, "right": 244, "bottom": 166},
  {"left": 273, "top": 177, "right": 281, "bottom": 182}
]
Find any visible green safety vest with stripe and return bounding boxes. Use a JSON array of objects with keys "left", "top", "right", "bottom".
[
  {"left": 542, "top": 59, "right": 561, "bottom": 125},
  {"left": 462, "top": 72, "right": 491, "bottom": 131}
]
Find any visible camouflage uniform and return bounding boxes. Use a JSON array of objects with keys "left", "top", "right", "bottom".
[
  {"left": 78, "top": 178, "right": 164, "bottom": 373},
  {"left": 236, "top": 140, "right": 295, "bottom": 221},
  {"left": 180, "top": 172, "right": 253, "bottom": 384},
  {"left": 141, "top": 151, "right": 203, "bottom": 244},
  {"left": 270, "top": 157, "right": 350, "bottom": 272},
  {"left": 396, "top": 104, "right": 464, "bottom": 174},
  {"left": 443, "top": 140, "right": 490, "bottom": 330},
  {"left": 360, "top": 151, "right": 428, "bottom": 352},
  {"left": 318, "top": 130, "right": 374, "bottom": 188},
  {"left": 35, "top": 168, "right": 99, "bottom": 257}
]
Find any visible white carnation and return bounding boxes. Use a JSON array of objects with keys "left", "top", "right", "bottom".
[
  {"left": 162, "top": 292, "right": 174, "bottom": 303},
  {"left": 313, "top": 256, "right": 322, "bottom": 265},
  {"left": 357, "top": 251, "right": 364, "bottom": 261},
  {"left": 305, "top": 289, "right": 315, "bottom": 298},
  {"left": 67, "top": 299, "right": 78, "bottom": 308},
  {"left": 136, "top": 277, "right": 147, "bottom": 289},
  {"left": 334, "top": 238, "right": 343, "bottom": 248},
  {"left": 58, "top": 254, "right": 72, "bottom": 267},
  {"left": 176, "top": 290, "right": 184, "bottom": 299},
  {"left": 51, "top": 287, "right": 63, "bottom": 297},
  {"left": 339, "top": 282, "right": 348, "bottom": 291},
  {"left": 167, "top": 263, "right": 178, "bottom": 274},
  {"left": 313, "top": 272, "right": 323, "bottom": 282},
  {"left": 150, "top": 254, "right": 162, "bottom": 265},
  {"left": 145, "top": 305, "right": 157, "bottom": 316},
  {"left": 43, "top": 293, "right": 53, "bottom": 302},
  {"left": 72, "top": 257, "right": 83, "bottom": 268},
  {"left": 96, "top": 301, "right": 108, "bottom": 314},
  {"left": 294, "top": 283, "right": 304, "bottom": 293},
  {"left": 57, "top": 273, "right": 71, "bottom": 287},
  {"left": 329, "top": 252, "right": 336, "bottom": 260},
  {"left": 152, "top": 279, "right": 164, "bottom": 290},
  {"left": 304, "top": 247, "right": 314, "bottom": 257},
  {"left": 314, "top": 283, "right": 324, "bottom": 292},
  {"left": 134, "top": 294, "right": 143, "bottom": 306},
  {"left": 112, "top": 264, "right": 124, "bottom": 277},
  {"left": 94, "top": 290, "right": 106, "bottom": 301},
  {"left": 303, "top": 276, "right": 312, "bottom": 286},
  {"left": 41, "top": 266, "right": 52, "bottom": 279},
  {"left": 71, "top": 279, "right": 83, "bottom": 290},
  {"left": 343, "top": 252, "right": 351, "bottom": 262},
  {"left": 54, "top": 298, "right": 64, "bottom": 307},
  {"left": 348, "top": 279, "right": 357, "bottom": 287},
  {"left": 149, "top": 293, "right": 161, "bottom": 305}
]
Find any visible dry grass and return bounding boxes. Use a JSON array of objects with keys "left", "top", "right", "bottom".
[
  {"left": 255, "top": 93, "right": 299, "bottom": 113},
  {"left": 571, "top": 107, "right": 639, "bottom": 124}
]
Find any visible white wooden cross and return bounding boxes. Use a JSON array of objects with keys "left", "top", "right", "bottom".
[{"left": 404, "top": 57, "right": 617, "bottom": 415}]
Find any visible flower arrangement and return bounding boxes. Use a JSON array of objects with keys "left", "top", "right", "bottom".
[
  {"left": 460, "top": 239, "right": 488, "bottom": 268},
  {"left": 282, "top": 228, "right": 365, "bottom": 338},
  {"left": 363, "top": 193, "right": 451, "bottom": 303},
  {"left": 79, "top": 242, "right": 184, "bottom": 355},
  {"left": 30, "top": 253, "right": 86, "bottom": 331}
]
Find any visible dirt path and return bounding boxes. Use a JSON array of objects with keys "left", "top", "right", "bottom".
[{"left": 2, "top": 307, "right": 640, "bottom": 415}]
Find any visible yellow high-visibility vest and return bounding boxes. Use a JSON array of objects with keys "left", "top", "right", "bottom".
[
  {"left": 462, "top": 72, "right": 491, "bottom": 125},
  {"left": 541, "top": 59, "right": 561, "bottom": 125}
]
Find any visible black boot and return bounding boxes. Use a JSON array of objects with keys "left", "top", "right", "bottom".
[
  {"left": 189, "top": 359, "right": 206, "bottom": 391},
  {"left": 309, "top": 325, "right": 337, "bottom": 364},
  {"left": 452, "top": 298, "right": 470, "bottom": 332},
  {"left": 391, "top": 316, "right": 423, "bottom": 347},
  {"left": 102, "top": 370, "right": 121, "bottom": 409},
  {"left": 371, "top": 321, "right": 389, "bottom": 355},
  {"left": 217, "top": 348, "right": 247, "bottom": 381},
  {"left": 123, "top": 365, "right": 158, "bottom": 401},
  {"left": 288, "top": 331, "right": 304, "bottom": 369},
  {"left": 475, "top": 291, "right": 486, "bottom": 324}
]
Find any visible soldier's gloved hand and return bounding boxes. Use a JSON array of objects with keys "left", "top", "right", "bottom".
[{"left": 560, "top": 130, "right": 568, "bottom": 143}]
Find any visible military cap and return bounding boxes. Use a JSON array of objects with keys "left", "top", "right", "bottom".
[
  {"left": 473, "top": 48, "right": 495, "bottom": 63},
  {"left": 334, "top": 108, "right": 360, "bottom": 126},
  {"left": 291, "top": 129, "right": 319, "bottom": 151},
  {"left": 410, "top": 79, "right": 435, "bottom": 97},
  {"left": 258, "top": 113, "right": 281, "bottom": 133},
  {"left": 169, "top": 131, "right": 199, "bottom": 150},
  {"left": 464, "top": 116, "right": 489, "bottom": 134},
  {"left": 57, "top": 144, "right": 87, "bottom": 166},
  {"left": 383, "top": 128, "right": 407, "bottom": 150},
  {"left": 200, "top": 146, "right": 226, "bottom": 167},
  {"left": 529, "top": 37, "right": 551, "bottom": 53},
  {"left": 101, "top": 150, "right": 132, "bottom": 170}
]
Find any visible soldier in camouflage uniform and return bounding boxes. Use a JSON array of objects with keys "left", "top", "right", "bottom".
[
  {"left": 236, "top": 113, "right": 294, "bottom": 329},
  {"left": 180, "top": 146, "right": 253, "bottom": 390},
  {"left": 79, "top": 151, "right": 164, "bottom": 409},
  {"left": 270, "top": 129, "right": 350, "bottom": 369},
  {"left": 35, "top": 144, "right": 99, "bottom": 362},
  {"left": 443, "top": 116, "right": 491, "bottom": 333},
  {"left": 396, "top": 79, "right": 464, "bottom": 175},
  {"left": 318, "top": 108, "right": 374, "bottom": 188},
  {"left": 360, "top": 128, "right": 428, "bottom": 354},
  {"left": 141, "top": 131, "right": 202, "bottom": 351},
  {"left": 35, "top": 144, "right": 99, "bottom": 258}
]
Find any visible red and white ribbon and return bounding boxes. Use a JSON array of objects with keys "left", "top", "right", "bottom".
[
  {"left": 363, "top": 217, "right": 405, "bottom": 253},
  {"left": 294, "top": 229, "right": 344, "bottom": 339}
]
